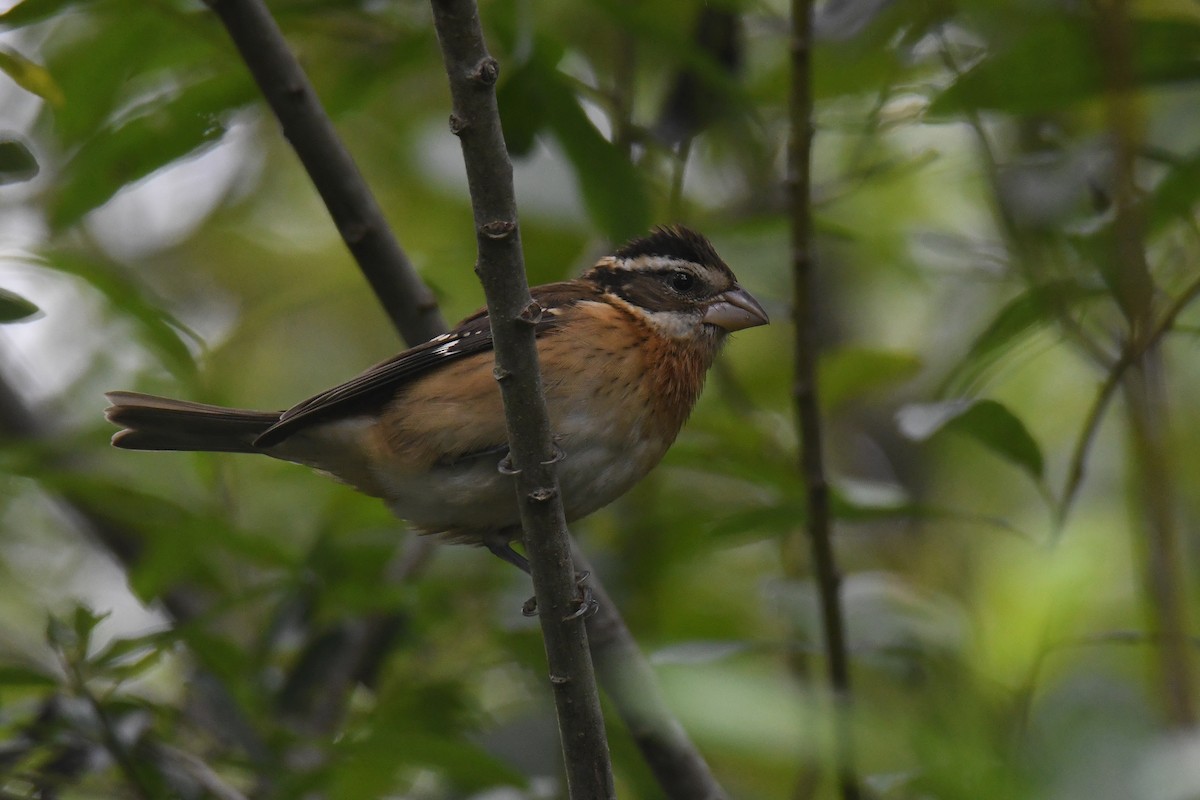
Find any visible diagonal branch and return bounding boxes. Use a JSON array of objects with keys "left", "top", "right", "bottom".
[
  {"left": 202, "top": 0, "right": 447, "bottom": 346},
  {"left": 427, "top": 1, "right": 614, "bottom": 797},
  {"left": 575, "top": 547, "right": 729, "bottom": 800},
  {"left": 81, "top": 1, "right": 724, "bottom": 794}
]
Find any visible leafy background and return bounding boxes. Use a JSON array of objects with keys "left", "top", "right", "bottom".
[{"left": 2, "top": 0, "right": 1200, "bottom": 797}]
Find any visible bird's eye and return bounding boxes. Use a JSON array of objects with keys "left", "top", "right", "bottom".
[{"left": 668, "top": 271, "right": 696, "bottom": 292}]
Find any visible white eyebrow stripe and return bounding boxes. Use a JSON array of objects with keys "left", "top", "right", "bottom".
[{"left": 611, "top": 255, "right": 701, "bottom": 273}]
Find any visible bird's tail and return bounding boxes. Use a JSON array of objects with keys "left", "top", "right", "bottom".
[{"left": 105, "top": 391, "right": 281, "bottom": 453}]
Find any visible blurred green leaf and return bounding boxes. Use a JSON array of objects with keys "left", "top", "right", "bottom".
[
  {"left": 0, "top": 664, "right": 58, "bottom": 689},
  {"left": 0, "top": 0, "right": 84, "bottom": 27},
  {"left": 709, "top": 502, "right": 804, "bottom": 538},
  {"left": 708, "top": 483, "right": 1022, "bottom": 540},
  {"left": 48, "top": 69, "right": 255, "bottom": 230},
  {"left": 941, "top": 280, "right": 1097, "bottom": 395},
  {"left": 497, "top": 48, "right": 556, "bottom": 156},
  {"left": 0, "top": 45, "right": 64, "bottom": 106},
  {"left": 542, "top": 78, "right": 651, "bottom": 241},
  {"left": 39, "top": 251, "right": 198, "bottom": 378},
  {"left": 589, "top": 0, "right": 744, "bottom": 91},
  {"left": 931, "top": 15, "right": 1200, "bottom": 116},
  {"left": 0, "top": 138, "right": 39, "bottom": 185},
  {"left": 89, "top": 631, "right": 174, "bottom": 679},
  {"left": 650, "top": 640, "right": 752, "bottom": 665},
  {"left": 0, "top": 287, "right": 39, "bottom": 322},
  {"left": 29, "top": 470, "right": 297, "bottom": 600},
  {"left": 330, "top": 731, "right": 526, "bottom": 799},
  {"left": 821, "top": 347, "right": 922, "bottom": 412},
  {"left": 46, "top": 606, "right": 108, "bottom": 657},
  {"left": 72, "top": 606, "right": 108, "bottom": 648},
  {"left": 1148, "top": 149, "right": 1200, "bottom": 230},
  {"left": 897, "top": 398, "right": 1044, "bottom": 479}
]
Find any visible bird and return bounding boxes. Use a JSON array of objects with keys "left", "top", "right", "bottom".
[{"left": 105, "top": 225, "right": 768, "bottom": 577}]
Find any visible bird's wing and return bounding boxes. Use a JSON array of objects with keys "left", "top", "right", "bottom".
[{"left": 253, "top": 282, "right": 585, "bottom": 447}]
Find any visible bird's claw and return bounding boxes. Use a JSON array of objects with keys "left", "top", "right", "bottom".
[{"left": 521, "top": 571, "right": 597, "bottom": 620}]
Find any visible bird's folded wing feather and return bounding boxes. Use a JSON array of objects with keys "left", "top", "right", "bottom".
[{"left": 254, "top": 283, "right": 582, "bottom": 447}]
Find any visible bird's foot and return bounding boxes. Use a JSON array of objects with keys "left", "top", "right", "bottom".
[{"left": 522, "top": 571, "right": 597, "bottom": 620}]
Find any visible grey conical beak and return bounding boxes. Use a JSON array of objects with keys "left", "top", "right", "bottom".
[{"left": 702, "top": 286, "right": 769, "bottom": 332}]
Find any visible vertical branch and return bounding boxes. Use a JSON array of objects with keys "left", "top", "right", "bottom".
[
  {"left": 787, "top": 2, "right": 860, "bottom": 800},
  {"left": 427, "top": 1, "right": 615, "bottom": 797},
  {"left": 1091, "top": 0, "right": 1197, "bottom": 727}
]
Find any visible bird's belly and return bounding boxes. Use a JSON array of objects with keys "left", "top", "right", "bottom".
[
  {"left": 374, "top": 408, "right": 669, "bottom": 536},
  {"left": 380, "top": 455, "right": 519, "bottom": 532},
  {"left": 555, "top": 422, "right": 668, "bottom": 520}
]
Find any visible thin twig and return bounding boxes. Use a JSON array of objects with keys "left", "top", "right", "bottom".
[
  {"left": 788, "top": 2, "right": 860, "bottom": 800},
  {"left": 202, "top": 0, "right": 447, "bottom": 346},
  {"left": 427, "top": 1, "right": 614, "bottom": 796},
  {"left": 0, "top": 372, "right": 275, "bottom": 774},
  {"left": 1089, "top": 0, "right": 1196, "bottom": 727},
  {"left": 59, "top": 652, "right": 158, "bottom": 800},
  {"left": 154, "top": 744, "right": 251, "bottom": 800},
  {"left": 935, "top": 30, "right": 1112, "bottom": 368},
  {"left": 1055, "top": 273, "right": 1200, "bottom": 533}
]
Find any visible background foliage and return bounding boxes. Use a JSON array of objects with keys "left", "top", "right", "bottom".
[{"left": 2, "top": 0, "right": 1200, "bottom": 797}]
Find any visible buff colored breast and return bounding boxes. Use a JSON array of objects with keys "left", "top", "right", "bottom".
[{"left": 339, "top": 300, "right": 714, "bottom": 539}]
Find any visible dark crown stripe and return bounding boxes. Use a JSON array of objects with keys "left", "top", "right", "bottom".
[{"left": 614, "top": 225, "right": 725, "bottom": 270}]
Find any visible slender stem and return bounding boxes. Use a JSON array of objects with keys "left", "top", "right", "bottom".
[
  {"left": 1056, "top": 274, "right": 1200, "bottom": 532},
  {"left": 935, "top": 30, "right": 1111, "bottom": 367},
  {"left": 60, "top": 655, "right": 158, "bottom": 800},
  {"left": 1090, "top": 0, "right": 1197, "bottom": 727},
  {"left": 427, "top": 1, "right": 614, "bottom": 796},
  {"left": 788, "top": 2, "right": 860, "bottom": 799},
  {"left": 203, "top": 0, "right": 447, "bottom": 346}
]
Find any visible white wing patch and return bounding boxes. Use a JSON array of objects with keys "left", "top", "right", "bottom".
[{"left": 431, "top": 339, "right": 460, "bottom": 357}]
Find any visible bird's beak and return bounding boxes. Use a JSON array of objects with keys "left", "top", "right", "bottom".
[{"left": 702, "top": 286, "right": 769, "bottom": 332}]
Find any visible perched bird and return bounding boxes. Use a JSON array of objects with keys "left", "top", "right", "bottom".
[{"left": 106, "top": 226, "right": 768, "bottom": 573}]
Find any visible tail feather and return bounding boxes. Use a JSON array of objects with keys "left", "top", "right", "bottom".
[{"left": 105, "top": 391, "right": 282, "bottom": 453}]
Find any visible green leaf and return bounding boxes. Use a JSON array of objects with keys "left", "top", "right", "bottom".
[
  {"left": 820, "top": 347, "right": 922, "bottom": 412},
  {"left": 1148, "top": 149, "right": 1200, "bottom": 231},
  {"left": 72, "top": 605, "right": 109, "bottom": 646},
  {"left": 0, "top": 287, "right": 39, "bottom": 322},
  {"left": 47, "top": 605, "right": 109, "bottom": 656},
  {"left": 0, "top": 45, "right": 64, "bottom": 106},
  {"left": 0, "top": 664, "right": 58, "bottom": 689},
  {"left": 707, "top": 484, "right": 1025, "bottom": 540},
  {"left": 941, "top": 280, "right": 1097, "bottom": 395},
  {"left": 709, "top": 503, "right": 805, "bottom": 538},
  {"left": 0, "top": 138, "right": 39, "bottom": 185},
  {"left": 537, "top": 70, "right": 651, "bottom": 241},
  {"left": 48, "top": 69, "right": 255, "bottom": 230},
  {"left": 38, "top": 251, "right": 198, "bottom": 378},
  {"left": 0, "top": 0, "right": 84, "bottom": 28},
  {"left": 897, "top": 398, "right": 1044, "bottom": 479},
  {"left": 931, "top": 16, "right": 1200, "bottom": 116},
  {"left": 29, "top": 471, "right": 297, "bottom": 601},
  {"left": 497, "top": 48, "right": 556, "bottom": 157}
]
